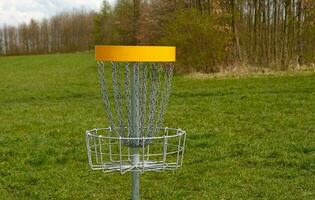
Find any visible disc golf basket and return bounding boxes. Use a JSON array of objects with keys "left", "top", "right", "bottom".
[{"left": 85, "top": 46, "right": 186, "bottom": 200}]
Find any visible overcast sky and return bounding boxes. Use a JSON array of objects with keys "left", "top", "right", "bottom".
[{"left": 0, "top": 0, "right": 116, "bottom": 26}]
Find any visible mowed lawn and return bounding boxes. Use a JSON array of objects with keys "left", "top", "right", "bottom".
[{"left": 0, "top": 53, "right": 314, "bottom": 200}]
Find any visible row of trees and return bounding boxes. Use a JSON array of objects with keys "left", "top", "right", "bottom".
[
  {"left": 94, "top": 0, "right": 315, "bottom": 72},
  {"left": 233, "top": 0, "right": 315, "bottom": 69},
  {"left": 0, "top": 1, "right": 314, "bottom": 72},
  {"left": 0, "top": 10, "right": 95, "bottom": 55}
]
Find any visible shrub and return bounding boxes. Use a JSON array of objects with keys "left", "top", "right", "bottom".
[{"left": 159, "top": 9, "right": 231, "bottom": 73}]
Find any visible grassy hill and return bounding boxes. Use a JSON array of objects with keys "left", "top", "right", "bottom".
[{"left": 0, "top": 53, "right": 314, "bottom": 199}]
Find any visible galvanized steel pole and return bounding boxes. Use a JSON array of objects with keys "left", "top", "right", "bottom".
[{"left": 131, "top": 63, "right": 140, "bottom": 200}]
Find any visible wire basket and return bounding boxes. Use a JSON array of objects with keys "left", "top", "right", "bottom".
[{"left": 85, "top": 127, "right": 186, "bottom": 173}]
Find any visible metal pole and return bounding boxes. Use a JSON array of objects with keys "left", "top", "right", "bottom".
[{"left": 131, "top": 63, "right": 140, "bottom": 200}]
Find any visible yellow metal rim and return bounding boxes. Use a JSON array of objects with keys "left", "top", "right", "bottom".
[{"left": 95, "top": 45, "right": 176, "bottom": 62}]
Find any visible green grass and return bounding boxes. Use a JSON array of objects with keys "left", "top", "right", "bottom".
[{"left": 0, "top": 53, "right": 314, "bottom": 199}]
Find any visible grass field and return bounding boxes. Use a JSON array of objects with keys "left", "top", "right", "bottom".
[{"left": 0, "top": 53, "right": 314, "bottom": 200}]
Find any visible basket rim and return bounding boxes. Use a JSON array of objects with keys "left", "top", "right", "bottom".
[{"left": 86, "top": 127, "right": 185, "bottom": 140}]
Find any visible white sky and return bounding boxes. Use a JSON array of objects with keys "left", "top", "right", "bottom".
[{"left": 0, "top": 0, "right": 116, "bottom": 26}]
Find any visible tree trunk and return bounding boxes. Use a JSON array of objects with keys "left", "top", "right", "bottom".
[
  {"left": 133, "top": 0, "right": 141, "bottom": 45},
  {"left": 0, "top": 28, "right": 3, "bottom": 55},
  {"left": 281, "top": 1, "right": 289, "bottom": 69},
  {"left": 297, "top": 0, "right": 304, "bottom": 65},
  {"left": 231, "top": 0, "right": 242, "bottom": 62},
  {"left": 274, "top": 0, "right": 279, "bottom": 64}
]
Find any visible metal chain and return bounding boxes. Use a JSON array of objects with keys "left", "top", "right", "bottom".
[
  {"left": 133, "top": 62, "right": 140, "bottom": 147},
  {"left": 155, "top": 65, "right": 163, "bottom": 132},
  {"left": 124, "top": 63, "right": 132, "bottom": 145},
  {"left": 147, "top": 64, "right": 158, "bottom": 138},
  {"left": 97, "top": 61, "right": 173, "bottom": 147},
  {"left": 112, "top": 62, "right": 125, "bottom": 137},
  {"left": 138, "top": 63, "right": 147, "bottom": 137},
  {"left": 156, "top": 64, "right": 173, "bottom": 130},
  {"left": 152, "top": 63, "right": 161, "bottom": 137},
  {"left": 97, "top": 61, "right": 114, "bottom": 129}
]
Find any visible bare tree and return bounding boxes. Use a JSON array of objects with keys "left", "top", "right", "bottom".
[
  {"left": 297, "top": 0, "right": 304, "bottom": 65},
  {"left": 0, "top": 28, "right": 3, "bottom": 55},
  {"left": 133, "top": 0, "right": 141, "bottom": 44}
]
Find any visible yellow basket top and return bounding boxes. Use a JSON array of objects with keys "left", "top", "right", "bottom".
[{"left": 95, "top": 45, "right": 176, "bottom": 62}]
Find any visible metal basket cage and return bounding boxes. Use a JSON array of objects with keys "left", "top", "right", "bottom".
[{"left": 85, "top": 127, "right": 186, "bottom": 173}]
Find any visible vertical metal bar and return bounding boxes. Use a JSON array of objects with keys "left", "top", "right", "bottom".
[
  {"left": 146, "top": 144, "right": 150, "bottom": 161},
  {"left": 119, "top": 136, "right": 123, "bottom": 173},
  {"left": 162, "top": 127, "right": 169, "bottom": 170},
  {"left": 85, "top": 131, "right": 93, "bottom": 167},
  {"left": 142, "top": 137, "right": 145, "bottom": 172},
  {"left": 109, "top": 138, "right": 113, "bottom": 162},
  {"left": 128, "top": 146, "right": 131, "bottom": 161},
  {"left": 176, "top": 129, "right": 182, "bottom": 169},
  {"left": 131, "top": 62, "right": 140, "bottom": 200},
  {"left": 98, "top": 136, "right": 103, "bottom": 171},
  {"left": 108, "top": 127, "right": 113, "bottom": 162},
  {"left": 93, "top": 130, "right": 99, "bottom": 163},
  {"left": 181, "top": 131, "right": 186, "bottom": 167},
  {"left": 162, "top": 135, "right": 167, "bottom": 171}
]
